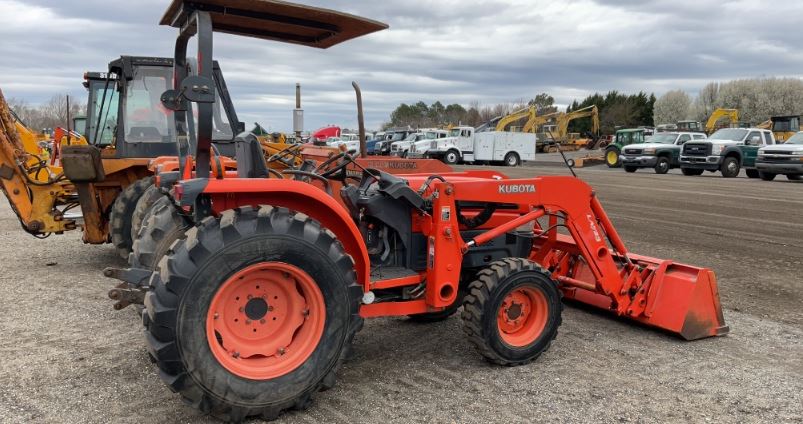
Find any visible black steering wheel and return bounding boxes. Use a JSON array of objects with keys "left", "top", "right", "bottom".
[{"left": 315, "top": 151, "right": 355, "bottom": 181}]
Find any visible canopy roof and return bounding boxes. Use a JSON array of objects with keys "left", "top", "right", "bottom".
[{"left": 160, "top": 0, "right": 388, "bottom": 48}]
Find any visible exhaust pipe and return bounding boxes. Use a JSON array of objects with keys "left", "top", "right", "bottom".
[{"left": 352, "top": 81, "right": 366, "bottom": 158}]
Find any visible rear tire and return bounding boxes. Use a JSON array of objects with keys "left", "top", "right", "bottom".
[
  {"left": 131, "top": 184, "right": 165, "bottom": 240},
  {"left": 504, "top": 152, "right": 520, "bottom": 167},
  {"left": 654, "top": 157, "right": 670, "bottom": 174},
  {"left": 681, "top": 167, "right": 703, "bottom": 176},
  {"left": 129, "top": 196, "right": 191, "bottom": 270},
  {"left": 720, "top": 156, "right": 740, "bottom": 178},
  {"left": 143, "top": 206, "right": 362, "bottom": 422},
  {"left": 759, "top": 171, "right": 776, "bottom": 181},
  {"left": 624, "top": 166, "right": 637, "bottom": 173},
  {"left": 461, "top": 258, "right": 562, "bottom": 366},
  {"left": 110, "top": 177, "right": 153, "bottom": 259}
]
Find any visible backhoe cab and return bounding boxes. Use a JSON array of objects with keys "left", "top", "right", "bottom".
[{"left": 105, "top": 1, "right": 728, "bottom": 421}]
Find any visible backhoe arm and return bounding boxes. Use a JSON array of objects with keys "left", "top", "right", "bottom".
[{"left": 0, "top": 89, "right": 75, "bottom": 235}]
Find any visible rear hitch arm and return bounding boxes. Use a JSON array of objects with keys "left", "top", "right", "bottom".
[{"left": 104, "top": 267, "right": 152, "bottom": 310}]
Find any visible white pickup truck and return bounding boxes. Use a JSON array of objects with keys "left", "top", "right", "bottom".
[
  {"left": 390, "top": 129, "right": 447, "bottom": 157},
  {"left": 407, "top": 126, "right": 535, "bottom": 166}
]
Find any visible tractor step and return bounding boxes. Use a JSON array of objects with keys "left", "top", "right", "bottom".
[{"left": 370, "top": 266, "right": 418, "bottom": 281}]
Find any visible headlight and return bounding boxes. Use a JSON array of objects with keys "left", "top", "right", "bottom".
[
  {"left": 643, "top": 147, "right": 656, "bottom": 155},
  {"left": 710, "top": 145, "right": 724, "bottom": 155},
  {"left": 758, "top": 151, "right": 766, "bottom": 156},
  {"left": 792, "top": 151, "right": 803, "bottom": 156}
]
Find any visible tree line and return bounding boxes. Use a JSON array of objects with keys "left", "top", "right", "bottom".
[
  {"left": 385, "top": 91, "right": 656, "bottom": 134},
  {"left": 384, "top": 93, "right": 559, "bottom": 130},
  {"left": 7, "top": 94, "right": 86, "bottom": 133}
]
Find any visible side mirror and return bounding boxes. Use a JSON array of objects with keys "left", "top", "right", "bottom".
[{"left": 236, "top": 121, "right": 246, "bottom": 133}]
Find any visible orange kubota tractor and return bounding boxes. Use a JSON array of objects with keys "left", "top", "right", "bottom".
[{"left": 103, "top": 1, "right": 728, "bottom": 422}]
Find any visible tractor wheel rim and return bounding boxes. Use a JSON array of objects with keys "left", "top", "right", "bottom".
[
  {"left": 206, "top": 262, "right": 325, "bottom": 380},
  {"left": 607, "top": 151, "right": 617, "bottom": 164},
  {"left": 497, "top": 286, "right": 548, "bottom": 347}
]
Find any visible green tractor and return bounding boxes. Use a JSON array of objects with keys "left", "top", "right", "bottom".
[{"left": 605, "top": 128, "right": 645, "bottom": 168}]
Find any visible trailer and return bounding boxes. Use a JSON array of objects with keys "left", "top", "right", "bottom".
[{"left": 408, "top": 126, "right": 536, "bottom": 166}]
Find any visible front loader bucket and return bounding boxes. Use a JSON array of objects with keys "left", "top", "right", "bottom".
[{"left": 560, "top": 254, "right": 729, "bottom": 340}]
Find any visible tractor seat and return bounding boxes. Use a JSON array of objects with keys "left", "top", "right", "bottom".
[
  {"left": 235, "top": 132, "right": 269, "bottom": 178},
  {"left": 370, "top": 169, "right": 425, "bottom": 210}
]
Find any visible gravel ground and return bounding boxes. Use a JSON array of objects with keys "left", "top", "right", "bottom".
[{"left": 0, "top": 165, "right": 801, "bottom": 423}]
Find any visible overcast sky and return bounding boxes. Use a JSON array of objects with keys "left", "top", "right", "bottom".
[{"left": 1, "top": 0, "right": 801, "bottom": 131}]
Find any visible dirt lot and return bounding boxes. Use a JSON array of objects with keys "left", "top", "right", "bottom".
[{"left": 0, "top": 165, "right": 801, "bottom": 423}]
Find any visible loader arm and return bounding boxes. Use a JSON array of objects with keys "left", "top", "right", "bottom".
[
  {"left": 423, "top": 175, "right": 727, "bottom": 340},
  {"left": 0, "top": 89, "right": 76, "bottom": 235}
]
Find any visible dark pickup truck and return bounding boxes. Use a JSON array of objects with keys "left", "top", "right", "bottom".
[
  {"left": 679, "top": 128, "right": 776, "bottom": 178},
  {"left": 621, "top": 132, "right": 706, "bottom": 174}
]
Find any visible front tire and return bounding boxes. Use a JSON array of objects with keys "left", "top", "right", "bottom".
[
  {"left": 681, "top": 167, "right": 703, "bottom": 176},
  {"left": 144, "top": 206, "right": 362, "bottom": 421},
  {"left": 786, "top": 174, "right": 801, "bottom": 181},
  {"left": 461, "top": 258, "right": 562, "bottom": 366},
  {"left": 759, "top": 171, "right": 776, "bottom": 181},
  {"left": 443, "top": 150, "right": 460, "bottom": 165},
  {"left": 110, "top": 177, "right": 153, "bottom": 259},
  {"left": 605, "top": 147, "right": 621, "bottom": 168},
  {"left": 745, "top": 169, "right": 760, "bottom": 179},
  {"left": 624, "top": 166, "right": 637, "bottom": 173},
  {"left": 720, "top": 156, "right": 740, "bottom": 178},
  {"left": 654, "top": 157, "right": 670, "bottom": 174}
]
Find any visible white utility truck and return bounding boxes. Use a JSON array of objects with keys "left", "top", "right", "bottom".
[{"left": 407, "top": 126, "right": 536, "bottom": 166}]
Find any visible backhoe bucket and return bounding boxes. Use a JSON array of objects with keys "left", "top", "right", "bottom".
[{"left": 560, "top": 252, "right": 729, "bottom": 340}]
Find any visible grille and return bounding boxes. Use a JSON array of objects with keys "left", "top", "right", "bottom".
[
  {"left": 760, "top": 155, "right": 795, "bottom": 163},
  {"left": 624, "top": 148, "right": 642, "bottom": 155},
  {"left": 683, "top": 143, "right": 711, "bottom": 156}
]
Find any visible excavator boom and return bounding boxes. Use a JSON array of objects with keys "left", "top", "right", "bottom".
[{"left": 705, "top": 108, "right": 739, "bottom": 133}]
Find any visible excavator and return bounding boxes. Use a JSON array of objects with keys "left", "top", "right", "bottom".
[
  {"left": 704, "top": 108, "right": 739, "bottom": 134},
  {"left": 549, "top": 105, "right": 600, "bottom": 151}
]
